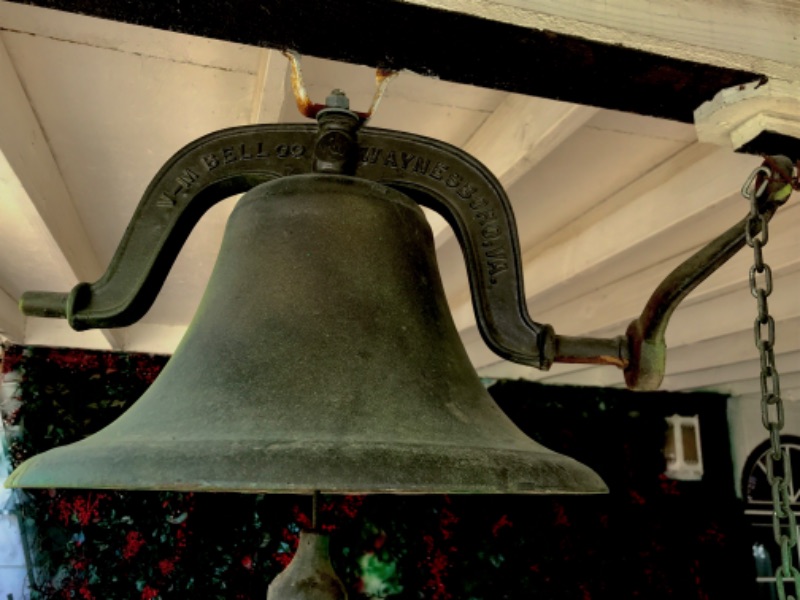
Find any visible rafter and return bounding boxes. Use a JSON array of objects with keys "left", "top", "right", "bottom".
[
  {"left": 432, "top": 94, "right": 596, "bottom": 248},
  {"left": 462, "top": 94, "right": 598, "bottom": 190}
]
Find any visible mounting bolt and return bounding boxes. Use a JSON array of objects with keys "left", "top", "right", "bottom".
[{"left": 325, "top": 89, "right": 350, "bottom": 109}]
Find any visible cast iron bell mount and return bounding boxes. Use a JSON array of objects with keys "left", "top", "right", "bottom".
[{"left": 19, "top": 93, "right": 792, "bottom": 392}]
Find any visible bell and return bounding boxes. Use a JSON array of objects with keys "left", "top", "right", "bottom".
[{"left": 6, "top": 173, "right": 605, "bottom": 495}]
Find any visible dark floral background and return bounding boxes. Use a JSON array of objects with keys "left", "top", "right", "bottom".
[{"left": 1, "top": 344, "right": 757, "bottom": 599}]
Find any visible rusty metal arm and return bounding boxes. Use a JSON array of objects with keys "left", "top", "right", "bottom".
[
  {"left": 552, "top": 159, "right": 794, "bottom": 391},
  {"left": 621, "top": 208, "right": 776, "bottom": 390}
]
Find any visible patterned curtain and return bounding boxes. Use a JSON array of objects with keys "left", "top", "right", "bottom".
[{"left": 1, "top": 344, "right": 756, "bottom": 599}]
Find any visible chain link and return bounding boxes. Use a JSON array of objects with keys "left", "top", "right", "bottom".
[{"left": 743, "top": 162, "right": 799, "bottom": 600}]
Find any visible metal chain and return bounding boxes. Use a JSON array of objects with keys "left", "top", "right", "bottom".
[{"left": 742, "top": 160, "right": 800, "bottom": 600}]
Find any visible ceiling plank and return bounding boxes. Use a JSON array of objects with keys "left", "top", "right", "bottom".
[
  {"left": 519, "top": 149, "right": 759, "bottom": 310},
  {"left": 0, "top": 35, "right": 122, "bottom": 349},
  {"left": 431, "top": 94, "right": 597, "bottom": 245},
  {"left": 3, "top": 0, "right": 761, "bottom": 123},
  {"left": 519, "top": 142, "right": 718, "bottom": 262},
  {"left": 249, "top": 48, "right": 289, "bottom": 124},
  {"left": 713, "top": 372, "right": 800, "bottom": 401},
  {"left": 525, "top": 205, "right": 800, "bottom": 339},
  {"left": 23, "top": 317, "right": 112, "bottom": 350},
  {"left": 123, "top": 323, "right": 186, "bottom": 355},
  {"left": 662, "top": 350, "right": 800, "bottom": 393},
  {"left": 462, "top": 94, "right": 599, "bottom": 190}
]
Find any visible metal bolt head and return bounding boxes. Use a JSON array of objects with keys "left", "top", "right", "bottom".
[{"left": 325, "top": 89, "right": 350, "bottom": 109}]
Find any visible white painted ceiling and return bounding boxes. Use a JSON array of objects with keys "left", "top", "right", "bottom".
[{"left": 0, "top": 1, "right": 798, "bottom": 405}]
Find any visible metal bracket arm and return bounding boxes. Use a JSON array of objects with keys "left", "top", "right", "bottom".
[{"left": 574, "top": 157, "right": 794, "bottom": 391}]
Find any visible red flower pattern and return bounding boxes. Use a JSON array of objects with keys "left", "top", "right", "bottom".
[
  {"left": 123, "top": 531, "right": 146, "bottom": 560},
  {"left": 140, "top": 584, "right": 159, "bottom": 599}
]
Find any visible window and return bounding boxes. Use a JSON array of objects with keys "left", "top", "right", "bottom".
[{"left": 742, "top": 436, "right": 800, "bottom": 600}]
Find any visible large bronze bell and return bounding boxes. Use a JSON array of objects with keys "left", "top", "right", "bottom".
[{"left": 6, "top": 173, "right": 605, "bottom": 495}]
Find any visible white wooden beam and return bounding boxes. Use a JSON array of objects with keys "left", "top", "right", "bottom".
[
  {"left": 249, "top": 48, "right": 289, "bottom": 124},
  {"left": 404, "top": 0, "right": 800, "bottom": 81},
  {"left": 462, "top": 94, "right": 599, "bottom": 190},
  {"left": 0, "top": 286, "right": 24, "bottom": 342},
  {"left": 432, "top": 94, "right": 597, "bottom": 246},
  {"left": 695, "top": 79, "right": 800, "bottom": 150},
  {"left": 0, "top": 34, "right": 122, "bottom": 349}
]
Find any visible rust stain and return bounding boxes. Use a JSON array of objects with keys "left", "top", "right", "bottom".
[
  {"left": 284, "top": 50, "right": 326, "bottom": 119},
  {"left": 284, "top": 50, "right": 398, "bottom": 122}
]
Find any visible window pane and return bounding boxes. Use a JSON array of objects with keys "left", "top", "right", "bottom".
[{"left": 681, "top": 424, "right": 699, "bottom": 464}]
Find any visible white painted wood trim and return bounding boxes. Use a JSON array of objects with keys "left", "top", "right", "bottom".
[
  {"left": 249, "top": 48, "right": 289, "bottom": 124},
  {"left": 0, "top": 287, "right": 24, "bottom": 342},
  {"left": 695, "top": 79, "right": 800, "bottom": 149},
  {"left": 0, "top": 36, "right": 102, "bottom": 284}
]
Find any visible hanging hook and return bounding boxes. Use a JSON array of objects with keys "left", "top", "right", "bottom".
[{"left": 283, "top": 50, "right": 398, "bottom": 122}]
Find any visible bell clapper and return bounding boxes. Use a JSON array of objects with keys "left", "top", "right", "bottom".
[{"left": 266, "top": 491, "right": 348, "bottom": 599}]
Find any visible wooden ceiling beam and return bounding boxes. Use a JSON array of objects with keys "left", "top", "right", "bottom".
[
  {"left": 406, "top": 0, "right": 800, "bottom": 82},
  {"left": 431, "top": 94, "right": 598, "bottom": 246},
  {"left": 462, "top": 94, "right": 598, "bottom": 190},
  {"left": 4, "top": 0, "right": 761, "bottom": 123}
]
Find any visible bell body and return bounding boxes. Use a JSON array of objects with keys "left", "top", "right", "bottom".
[{"left": 7, "top": 174, "right": 606, "bottom": 494}]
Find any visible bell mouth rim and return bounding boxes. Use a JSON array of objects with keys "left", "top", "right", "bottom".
[{"left": 7, "top": 439, "right": 608, "bottom": 496}]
